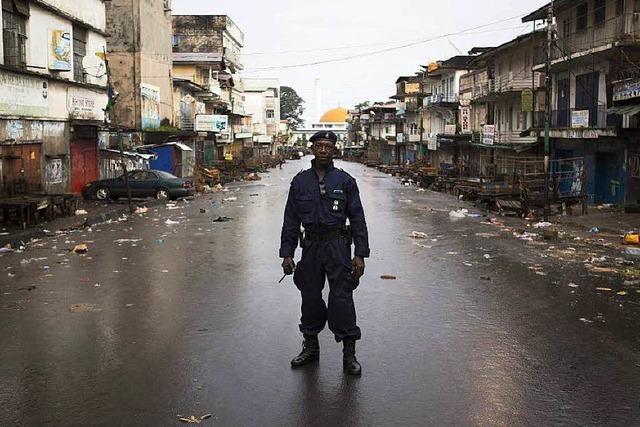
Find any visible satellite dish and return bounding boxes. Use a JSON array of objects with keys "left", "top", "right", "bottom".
[{"left": 83, "top": 54, "right": 105, "bottom": 76}]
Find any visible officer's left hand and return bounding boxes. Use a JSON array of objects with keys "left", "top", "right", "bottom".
[{"left": 352, "top": 256, "right": 365, "bottom": 279}]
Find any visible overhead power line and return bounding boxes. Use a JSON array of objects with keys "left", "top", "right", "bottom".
[
  {"left": 243, "top": 25, "right": 529, "bottom": 56},
  {"left": 243, "top": 13, "right": 531, "bottom": 72}
]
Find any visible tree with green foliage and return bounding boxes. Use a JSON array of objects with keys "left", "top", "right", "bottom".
[{"left": 280, "top": 86, "right": 305, "bottom": 130}]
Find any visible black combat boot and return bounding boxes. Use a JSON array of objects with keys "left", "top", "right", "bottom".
[
  {"left": 342, "top": 339, "right": 361, "bottom": 376},
  {"left": 290, "top": 334, "right": 320, "bottom": 368}
]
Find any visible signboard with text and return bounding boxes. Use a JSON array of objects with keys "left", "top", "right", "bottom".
[
  {"left": 613, "top": 78, "right": 640, "bottom": 102},
  {"left": 195, "top": 115, "right": 229, "bottom": 133},
  {"left": 0, "top": 71, "right": 48, "bottom": 116},
  {"left": 482, "top": 125, "right": 495, "bottom": 145},
  {"left": 460, "top": 107, "right": 471, "bottom": 134},
  {"left": 571, "top": 110, "right": 590, "bottom": 128}
]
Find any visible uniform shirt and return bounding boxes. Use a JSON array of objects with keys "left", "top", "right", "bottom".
[{"left": 280, "top": 160, "right": 370, "bottom": 258}]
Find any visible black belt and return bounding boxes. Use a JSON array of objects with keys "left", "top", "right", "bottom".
[{"left": 304, "top": 227, "right": 350, "bottom": 242}]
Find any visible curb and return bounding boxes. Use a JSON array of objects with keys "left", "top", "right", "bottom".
[{"left": 0, "top": 201, "right": 161, "bottom": 249}]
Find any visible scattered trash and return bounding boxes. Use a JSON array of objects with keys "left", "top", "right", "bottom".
[
  {"left": 475, "top": 232, "right": 500, "bottom": 238},
  {"left": 73, "top": 244, "right": 88, "bottom": 254},
  {"left": 463, "top": 261, "right": 473, "bottom": 267},
  {"left": 166, "top": 203, "right": 180, "bottom": 210},
  {"left": 19, "top": 285, "right": 37, "bottom": 291},
  {"left": 380, "top": 275, "right": 397, "bottom": 280},
  {"left": 447, "top": 251, "right": 459, "bottom": 255},
  {"left": 449, "top": 209, "right": 468, "bottom": 219},
  {"left": 483, "top": 254, "right": 491, "bottom": 260},
  {"left": 568, "top": 283, "right": 579, "bottom": 288},
  {"left": 480, "top": 276, "right": 491, "bottom": 281},
  {"left": 416, "top": 188, "right": 426, "bottom": 192},
  {"left": 535, "top": 271, "right": 547, "bottom": 276},
  {"left": 625, "top": 247, "right": 640, "bottom": 257},
  {"left": 250, "top": 194, "right": 260, "bottom": 197},
  {"left": 178, "top": 414, "right": 213, "bottom": 424},
  {"left": 0, "top": 244, "right": 14, "bottom": 253},
  {"left": 213, "top": 216, "right": 233, "bottom": 223},
  {"left": 617, "top": 291, "right": 628, "bottom": 296},
  {"left": 533, "top": 222, "right": 553, "bottom": 228},
  {"left": 245, "top": 172, "right": 261, "bottom": 181},
  {"left": 595, "top": 287, "right": 612, "bottom": 292},
  {"left": 589, "top": 266, "right": 616, "bottom": 273},
  {"left": 223, "top": 197, "right": 238, "bottom": 202},
  {"left": 624, "top": 279, "right": 640, "bottom": 286},
  {"left": 75, "top": 209, "right": 88, "bottom": 216},
  {"left": 69, "top": 303, "right": 100, "bottom": 313},
  {"left": 211, "top": 201, "right": 221, "bottom": 209},
  {"left": 579, "top": 318, "right": 594, "bottom": 324},
  {"left": 156, "top": 239, "right": 165, "bottom": 244},
  {"left": 409, "top": 231, "right": 427, "bottom": 239},
  {"left": 114, "top": 239, "right": 142, "bottom": 244},
  {"left": 134, "top": 206, "right": 149, "bottom": 214},
  {"left": 589, "top": 227, "right": 600, "bottom": 233},
  {"left": 165, "top": 219, "right": 180, "bottom": 225},
  {"left": 200, "top": 208, "right": 207, "bottom": 214},
  {"left": 399, "top": 199, "right": 413, "bottom": 204}
]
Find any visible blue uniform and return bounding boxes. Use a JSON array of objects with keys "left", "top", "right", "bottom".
[{"left": 280, "top": 160, "right": 370, "bottom": 342}]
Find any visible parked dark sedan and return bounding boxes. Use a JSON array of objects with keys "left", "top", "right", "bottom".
[{"left": 83, "top": 170, "right": 195, "bottom": 201}]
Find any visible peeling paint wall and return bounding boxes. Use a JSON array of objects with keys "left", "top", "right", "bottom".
[{"left": 106, "top": 0, "right": 174, "bottom": 130}]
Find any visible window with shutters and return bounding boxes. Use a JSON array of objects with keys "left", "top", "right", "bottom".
[
  {"left": 73, "top": 25, "right": 87, "bottom": 82},
  {"left": 594, "top": 0, "right": 606, "bottom": 27},
  {"left": 2, "top": 8, "right": 28, "bottom": 68},
  {"left": 576, "top": 3, "right": 588, "bottom": 32}
]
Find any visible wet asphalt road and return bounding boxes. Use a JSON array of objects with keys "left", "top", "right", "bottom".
[{"left": 1, "top": 158, "right": 640, "bottom": 426}]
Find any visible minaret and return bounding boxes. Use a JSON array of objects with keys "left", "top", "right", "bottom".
[{"left": 315, "top": 78, "right": 322, "bottom": 123}]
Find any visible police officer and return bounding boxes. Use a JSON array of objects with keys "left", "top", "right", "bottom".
[{"left": 280, "top": 131, "right": 370, "bottom": 376}]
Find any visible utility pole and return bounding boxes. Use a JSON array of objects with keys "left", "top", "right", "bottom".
[
  {"left": 544, "top": 1, "right": 554, "bottom": 221},
  {"left": 103, "top": 48, "right": 134, "bottom": 213}
]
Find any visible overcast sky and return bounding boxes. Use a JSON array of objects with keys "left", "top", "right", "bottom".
[{"left": 172, "top": 0, "right": 548, "bottom": 124}]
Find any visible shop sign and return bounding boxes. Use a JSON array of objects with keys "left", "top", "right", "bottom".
[
  {"left": 613, "top": 78, "right": 640, "bottom": 102},
  {"left": 460, "top": 107, "right": 471, "bottom": 133},
  {"left": 195, "top": 115, "right": 229, "bottom": 133},
  {"left": 444, "top": 124, "right": 457, "bottom": 135},
  {"left": 571, "top": 110, "right": 589, "bottom": 128},
  {"left": 482, "top": 124, "right": 495, "bottom": 145},
  {"left": 68, "top": 88, "right": 105, "bottom": 120},
  {"left": 0, "top": 71, "right": 48, "bottom": 116}
]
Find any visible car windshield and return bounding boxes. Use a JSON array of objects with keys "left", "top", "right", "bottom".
[{"left": 154, "top": 171, "right": 178, "bottom": 180}]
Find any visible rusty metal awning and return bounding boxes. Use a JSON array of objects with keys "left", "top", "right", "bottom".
[{"left": 608, "top": 104, "right": 640, "bottom": 116}]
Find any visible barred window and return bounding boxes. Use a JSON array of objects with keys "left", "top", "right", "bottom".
[
  {"left": 594, "top": 0, "right": 606, "bottom": 27},
  {"left": 73, "top": 25, "right": 87, "bottom": 82},
  {"left": 576, "top": 3, "right": 588, "bottom": 32},
  {"left": 2, "top": 8, "right": 28, "bottom": 68}
]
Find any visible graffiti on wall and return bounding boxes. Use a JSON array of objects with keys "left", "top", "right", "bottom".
[
  {"left": 46, "top": 158, "right": 64, "bottom": 184},
  {"left": 49, "top": 30, "right": 72, "bottom": 71},
  {"left": 141, "top": 83, "right": 161, "bottom": 129}
]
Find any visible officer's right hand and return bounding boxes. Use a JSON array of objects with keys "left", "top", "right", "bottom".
[{"left": 282, "top": 257, "right": 296, "bottom": 275}]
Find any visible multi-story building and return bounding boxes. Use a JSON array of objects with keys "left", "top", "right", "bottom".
[
  {"left": 523, "top": 0, "right": 638, "bottom": 205},
  {"left": 243, "top": 78, "right": 280, "bottom": 157},
  {"left": 355, "top": 103, "right": 397, "bottom": 164},
  {"left": 422, "top": 56, "right": 475, "bottom": 167},
  {"left": 172, "top": 15, "right": 250, "bottom": 160},
  {"left": 0, "top": 0, "right": 109, "bottom": 195},
  {"left": 105, "top": 0, "right": 174, "bottom": 135},
  {"left": 391, "top": 75, "right": 424, "bottom": 164}
]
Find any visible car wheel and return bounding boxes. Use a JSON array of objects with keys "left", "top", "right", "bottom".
[
  {"left": 96, "top": 186, "right": 110, "bottom": 201},
  {"left": 156, "top": 188, "right": 170, "bottom": 200}
]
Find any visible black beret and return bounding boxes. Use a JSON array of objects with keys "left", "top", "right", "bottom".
[{"left": 309, "top": 131, "right": 338, "bottom": 144}]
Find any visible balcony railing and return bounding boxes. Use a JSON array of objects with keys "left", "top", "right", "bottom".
[
  {"left": 552, "top": 13, "right": 639, "bottom": 62},
  {"left": 405, "top": 133, "right": 421, "bottom": 143},
  {"left": 494, "top": 72, "right": 544, "bottom": 92},
  {"left": 472, "top": 129, "right": 537, "bottom": 145},
  {"left": 425, "top": 93, "right": 459, "bottom": 106},
  {"left": 533, "top": 107, "right": 622, "bottom": 129}
]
